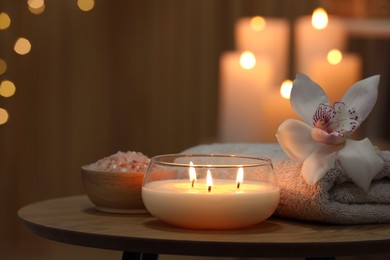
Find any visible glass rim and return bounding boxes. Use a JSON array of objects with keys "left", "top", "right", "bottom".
[{"left": 149, "top": 153, "right": 272, "bottom": 168}]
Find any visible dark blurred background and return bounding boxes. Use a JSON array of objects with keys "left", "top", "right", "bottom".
[{"left": 1, "top": 0, "right": 389, "bottom": 259}]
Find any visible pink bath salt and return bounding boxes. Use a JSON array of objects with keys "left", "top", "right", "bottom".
[{"left": 87, "top": 151, "right": 150, "bottom": 173}]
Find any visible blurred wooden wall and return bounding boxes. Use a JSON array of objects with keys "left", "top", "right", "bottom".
[{"left": 2, "top": 0, "right": 388, "bottom": 258}]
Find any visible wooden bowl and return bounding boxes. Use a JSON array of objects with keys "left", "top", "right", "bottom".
[{"left": 81, "top": 166, "right": 146, "bottom": 213}]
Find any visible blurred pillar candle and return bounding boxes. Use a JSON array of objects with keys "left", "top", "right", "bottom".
[
  {"left": 219, "top": 51, "right": 274, "bottom": 142},
  {"left": 235, "top": 16, "right": 289, "bottom": 86},
  {"left": 260, "top": 81, "right": 299, "bottom": 142},
  {"left": 295, "top": 8, "right": 347, "bottom": 74},
  {"left": 307, "top": 49, "right": 362, "bottom": 104}
]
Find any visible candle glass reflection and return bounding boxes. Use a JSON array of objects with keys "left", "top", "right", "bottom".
[{"left": 142, "top": 154, "right": 279, "bottom": 230}]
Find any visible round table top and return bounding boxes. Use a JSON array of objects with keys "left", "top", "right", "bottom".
[{"left": 18, "top": 195, "right": 390, "bottom": 258}]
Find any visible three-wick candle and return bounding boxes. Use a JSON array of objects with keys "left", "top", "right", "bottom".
[{"left": 142, "top": 167, "right": 279, "bottom": 230}]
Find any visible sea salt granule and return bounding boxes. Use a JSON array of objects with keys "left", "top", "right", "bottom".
[{"left": 87, "top": 151, "right": 150, "bottom": 173}]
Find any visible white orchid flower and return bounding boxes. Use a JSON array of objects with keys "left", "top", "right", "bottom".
[{"left": 276, "top": 73, "right": 384, "bottom": 190}]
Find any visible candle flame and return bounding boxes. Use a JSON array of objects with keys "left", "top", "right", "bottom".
[
  {"left": 206, "top": 169, "right": 213, "bottom": 192},
  {"left": 250, "top": 16, "right": 266, "bottom": 31},
  {"left": 327, "top": 49, "right": 343, "bottom": 65},
  {"left": 311, "top": 7, "right": 328, "bottom": 30},
  {"left": 280, "top": 79, "right": 293, "bottom": 99},
  {"left": 236, "top": 167, "right": 244, "bottom": 189},
  {"left": 239, "top": 51, "right": 256, "bottom": 70},
  {"left": 189, "top": 161, "right": 197, "bottom": 187}
]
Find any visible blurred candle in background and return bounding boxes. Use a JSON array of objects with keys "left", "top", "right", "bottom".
[
  {"left": 307, "top": 49, "right": 362, "bottom": 104},
  {"left": 219, "top": 51, "right": 274, "bottom": 142},
  {"left": 295, "top": 7, "right": 347, "bottom": 74},
  {"left": 260, "top": 80, "right": 299, "bottom": 142},
  {"left": 235, "top": 16, "right": 290, "bottom": 86}
]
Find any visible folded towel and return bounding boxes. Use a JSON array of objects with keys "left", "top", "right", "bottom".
[{"left": 183, "top": 143, "right": 390, "bottom": 224}]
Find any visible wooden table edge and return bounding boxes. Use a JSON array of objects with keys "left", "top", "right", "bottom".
[{"left": 18, "top": 195, "right": 390, "bottom": 258}]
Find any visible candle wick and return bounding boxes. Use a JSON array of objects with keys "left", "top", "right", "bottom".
[
  {"left": 208, "top": 186, "right": 211, "bottom": 192},
  {"left": 191, "top": 179, "right": 195, "bottom": 187},
  {"left": 237, "top": 182, "right": 241, "bottom": 189}
]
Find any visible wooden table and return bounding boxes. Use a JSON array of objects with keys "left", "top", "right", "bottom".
[{"left": 18, "top": 195, "right": 390, "bottom": 260}]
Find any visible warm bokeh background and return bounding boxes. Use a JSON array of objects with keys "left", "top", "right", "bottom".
[{"left": 1, "top": 0, "right": 389, "bottom": 259}]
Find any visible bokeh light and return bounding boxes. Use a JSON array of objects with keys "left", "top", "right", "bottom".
[
  {"left": 27, "top": 0, "right": 44, "bottom": 9},
  {"left": 14, "top": 37, "right": 32, "bottom": 55},
  {"left": 0, "top": 80, "right": 16, "bottom": 98},
  {"left": 0, "top": 12, "right": 11, "bottom": 30},
  {"left": 311, "top": 7, "right": 328, "bottom": 30},
  {"left": 0, "top": 108, "right": 9, "bottom": 125},
  {"left": 250, "top": 16, "right": 266, "bottom": 31},
  {"left": 280, "top": 79, "right": 293, "bottom": 99},
  {"left": 0, "top": 59, "right": 7, "bottom": 75},
  {"left": 78, "top": 0, "right": 95, "bottom": 12},
  {"left": 327, "top": 49, "right": 343, "bottom": 65},
  {"left": 239, "top": 51, "right": 256, "bottom": 70},
  {"left": 28, "top": 0, "right": 46, "bottom": 15}
]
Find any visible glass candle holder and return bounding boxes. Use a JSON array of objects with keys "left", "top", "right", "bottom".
[{"left": 142, "top": 154, "right": 279, "bottom": 230}]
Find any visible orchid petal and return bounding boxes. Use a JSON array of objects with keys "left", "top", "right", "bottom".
[
  {"left": 330, "top": 102, "right": 359, "bottom": 134},
  {"left": 290, "top": 73, "right": 329, "bottom": 125},
  {"left": 301, "top": 145, "right": 339, "bottom": 185},
  {"left": 338, "top": 138, "right": 384, "bottom": 191},
  {"left": 342, "top": 75, "right": 380, "bottom": 123},
  {"left": 276, "top": 119, "right": 322, "bottom": 162}
]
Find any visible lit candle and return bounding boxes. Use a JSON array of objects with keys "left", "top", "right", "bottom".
[
  {"left": 295, "top": 7, "right": 347, "bottom": 74},
  {"left": 235, "top": 16, "right": 290, "bottom": 86},
  {"left": 219, "top": 51, "right": 274, "bottom": 142},
  {"left": 306, "top": 49, "right": 362, "bottom": 103},
  {"left": 142, "top": 169, "right": 280, "bottom": 230},
  {"left": 259, "top": 80, "right": 299, "bottom": 142}
]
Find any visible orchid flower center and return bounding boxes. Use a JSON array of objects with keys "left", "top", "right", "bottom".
[
  {"left": 311, "top": 102, "right": 360, "bottom": 145},
  {"left": 314, "top": 118, "right": 329, "bottom": 131}
]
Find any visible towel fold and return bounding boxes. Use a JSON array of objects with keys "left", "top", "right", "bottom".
[{"left": 183, "top": 143, "right": 390, "bottom": 224}]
